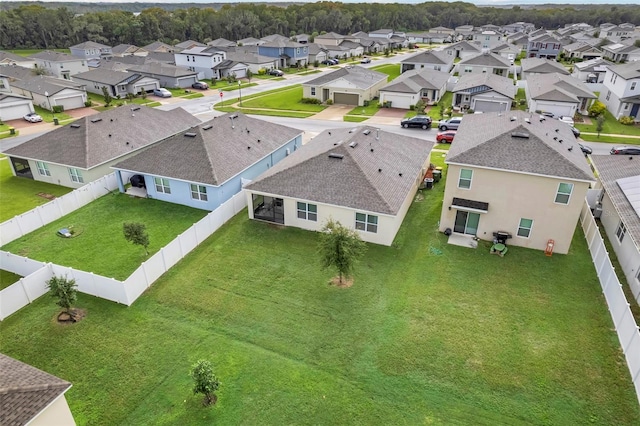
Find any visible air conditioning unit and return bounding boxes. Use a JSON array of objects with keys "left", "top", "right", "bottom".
[{"left": 594, "top": 205, "right": 603, "bottom": 219}]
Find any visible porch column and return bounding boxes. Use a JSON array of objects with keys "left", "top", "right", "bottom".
[{"left": 115, "top": 171, "right": 125, "bottom": 193}]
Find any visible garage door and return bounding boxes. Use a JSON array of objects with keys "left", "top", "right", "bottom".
[
  {"left": 333, "top": 93, "right": 359, "bottom": 105},
  {"left": 55, "top": 96, "right": 84, "bottom": 111},
  {"left": 177, "top": 77, "right": 197, "bottom": 88},
  {"left": 134, "top": 82, "right": 159, "bottom": 93},
  {"left": 381, "top": 93, "right": 413, "bottom": 109},
  {"left": 474, "top": 100, "right": 509, "bottom": 113},
  {"left": 536, "top": 102, "right": 573, "bottom": 118},
  {"left": 0, "top": 103, "right": 32, "bottom": 120}
]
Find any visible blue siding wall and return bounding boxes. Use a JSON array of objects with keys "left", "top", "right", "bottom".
[{"left": 257, "top": 46, "right": 281, "bottom": 58}]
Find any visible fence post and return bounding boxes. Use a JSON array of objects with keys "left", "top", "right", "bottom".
[
  {"left": 19, "top": 278, "right": 32, "bottom": 304},
  {"left": 142, "top": 262, "right": 151, "bottom": 288}
]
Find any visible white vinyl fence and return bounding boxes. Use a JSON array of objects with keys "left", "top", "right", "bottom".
[
  {"left": 580, "top": 200, "right": 640, "bottom": 405},
  {"left": 0, "top": 191, "right": 247, "bottom": 320}
]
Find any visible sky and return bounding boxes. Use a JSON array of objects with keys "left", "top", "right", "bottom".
[{"left": 11, "top": 0, "right": 640, "bottom": 4}]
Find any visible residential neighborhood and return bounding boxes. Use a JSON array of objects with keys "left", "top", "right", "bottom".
[{"left": 1, "top": 3, "right": 640, "bottom": 424}]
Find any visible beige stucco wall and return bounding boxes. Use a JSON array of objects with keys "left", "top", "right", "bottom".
[
  {"left": 29, "top": 394, "right": 76, "bottom": 426},
  {"left": 303, "top": 77, "right": 388, "bottom": 106},
  {"left": 439, "top": 164, "right": 591, "bottom": 254}
]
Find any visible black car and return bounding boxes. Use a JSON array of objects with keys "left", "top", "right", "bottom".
[
  {"left": 401, "top": 115, "right": 432, "bottom": 130},
  {"left": 610, "top": 146, "right": 640, "bottom": 155},
  {"left": 268, "top": 69, "right": 284, "bottom": 76},
  {"left": 570, "top": 126, "right": 580, "bottom": 138},
  {"left": 578, "top": 143, "right": 592, "bottom": 156}
]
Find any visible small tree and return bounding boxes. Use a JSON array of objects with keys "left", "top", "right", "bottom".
[
  {"left": 588, "top": 100, "right": 606, "bottom": 117},
  {"left": 596, "top": 115, "right": 605, "bottom": 137},
  {"left": 190, "top": 360, "right": 220, "bottom": 406},
  {"left": 123, "top": 222, "right": 149, "bottom": 255},
  {"left": 101, "top": 86, "right": 112, "bottom": 107},
  {"left": 246, "top": 69, "right": 253, "bottom": 82},
  {"left": 46, "top": 275, "right": 78, "bottom": 315},
  {"left": 415, "top": 99, "right": 427, "bottom": 114},
  {"left": 319, "top": 219, "right": 366, "bottom": 284}
]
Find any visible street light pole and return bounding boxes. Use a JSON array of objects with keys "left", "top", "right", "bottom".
[
  {"left": 45, "top": 91, "right": 55, "bottom": 124},
  {"left": 238, "top": 81, "right": 242, "bottom": 107}
]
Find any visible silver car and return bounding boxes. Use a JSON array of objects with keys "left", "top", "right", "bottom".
[{"left": 438, "top": 117, "right": 463, "bottom": 131}]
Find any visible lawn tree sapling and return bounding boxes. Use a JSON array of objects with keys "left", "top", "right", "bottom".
[
  {"left": 190, "top": 360, "right": 220, "bottom": 406},
  {"left": 319, "top": 218, "right": 367, "bottom": 285},
  {"left": 123, "top": 222, "right": 149, "bottom": 255}
]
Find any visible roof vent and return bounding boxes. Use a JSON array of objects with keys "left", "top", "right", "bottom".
[
  {"left": 91, "top": 118, "right": 102, "bottom": 123},
  {"left": 568, "top": 146, "right": 573, "bottom": 152},
  {"left": 246, "top": 129, "right": 250, "bottom": 134},
  {"left": 349, "top": 141, "right": 358, "bottom": 148},
  {"left": 247, "top": 146, "right": 251, "bottom": 150},
  {"left": 328, "top": 153, "right": 344, "bottom": 159},
  {"left": 363, "top": 129, "right": 371, "bottom": 135},
  {"left": 131, "top": 106, "right": 141, "bottom": 111},
  {"left": 558, "top": 139, "right": 563, "bottom": 143},
  {"left": 202, "top": 124, "right": 213, "bottom": 130},
  {"left": 553, "top": 136, "right": 558, "bottom": 140},
  {"left": 555, "top": 129, "right": 559, "bottom": 133},
  {"left": 524, "top": 118, "right": 531, "bottom": 124},
  {"left": 511, "top": 132, "right": 530, "bottom": 139},
  {"left": 70, "top": 123, "right": 81, "bottom": 128},
  {"left": 399, "top": 173, "right": 403, "bottom": 177},
  {"left": 378, "top": 168, "right": 382, "bottom": 172},
  {"left": 108, "top": 134, "right": 112, "bottom": 137},
  {"left": 510, "top": 116, "right": 517, "bottom": 121},
  {"left": 184, "top": 132, "right": 197, "bottom": 138},
  {"left": 229, "top": 114, "right": 238, "bottom": 119}
]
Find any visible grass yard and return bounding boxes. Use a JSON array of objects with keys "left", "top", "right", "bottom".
[
  {"left": 219, "top": 83, "right": 258, "bottom": 92},
  {"left": 1, "top": 153, "right": 638, "bottom": 425},
  {"left": 8, "top": 49, "right": 69, "bottom": 56},
  {"left": 1, "top": 194, "right": 207, "bottom": 280},
  {"left": 579, "top": 134, "right": 640, "bottom": 144},
  {"left": 343, "top": 116, "right": 369, "bottom": 122},
  {"left": 514, "top": 88, "right": 527, "bottom": 111},
  {"left": 33, "top": 105, "right": 72, "bottom": 123},
  {"left": 0, "top": 157, "right": 72, "bottom": 222},
  {"left": 371, "top": 63, "right": 401, "bottom": 81},
  {"left": 239, "top": 86, "right": 326, "bottom": 113},
  {"left": 345, "top": 99, "right": 380, "bottom": 117},
  {"left": 0, "top": 270, "right": 22, "bottom": 290},
  {"left": 575, "top": 110, "right": 640, "bottom": 137}
]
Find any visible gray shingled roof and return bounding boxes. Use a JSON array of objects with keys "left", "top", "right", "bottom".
[
  {"left": 246, "top": 126, "right": 434, "bottom": 215},
  {"left": 73, "top": 69, "right": 141, "bottom": 85},
  {"left": 446, "top": 111, "right": 594, "bottom": 182},
  {"left": 401, "top": 50, "right": 451, "bottom": 65},
  {"left": 521, "top": 57, "right": 569, "bottom": 74},
  {"left": 0, "top": 65, "right": 35, "bottom": 80},
  {"left": 260, "top": 39, "right": 304, "bottom": 48},
  {"left": 0, "top": 51, "right": 27, "bottom": 62},
  {"left": 29, "top": 51, "right": 79, "bottom": 62},
  {"left": 590, "top": 155, "right": 640, "bottom": 249},
  {"left": 527, "top": 73, "right": 596, "bottom": 102},
  {"left": 452, "top": 73, "right": 516, "bottom": 99},
  {"left": 111, "top": 44, "right": 144, "bottom": 55},
  {"left": 444, "top": 40, "right": 481, "bottom": 53},
  {"left": 113, "top": 112, "right": 302, "bottom": 185},
  {"left": 459, "top": 52, "right": 511, "bottom": 68},
  {"left": 315, "top": 32, "right": 345, "bottom": 40},
  {"left": 4, "top": 106, "right": 200, "bottom": 169},
  {"left": 9, "top": 77, "right": 82, "bottom": 96},
  {"left": 0, "top": 353, "right": 72, "bottom": 426},
  {"left": 207, "top": 38, "right": 236, "bottom": 47},
  {"left": 226, "top": 51, "right": 274, "bottom": 64},
  {"left": 574, "top": 57, "right": 608, "bottom": 72},
  {"left": 127, "top": 63, "right": 196, "bottom": 78},
  {"left": 608, "top": 61, "right": 640, "bottom": 80},
  {"left": 304, "top": 66, "right": 387, "bottom": 89},
  {"left": 71, "top": 41, "right": 111, "bottom": 50},
  {"left": 380, "top": 68, "right": 450, "bottom": 93},
  {"left": 175, "top": 40, "right": 206, "bottom": 49},
  {"left": 238, "top": 37, "right": 261, "bottom": 45},
  {"left": 142, "top": 41, "right": 176, "bottom": 52}
]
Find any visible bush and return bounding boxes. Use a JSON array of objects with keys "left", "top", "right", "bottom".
[
  {"left": 409, "top": 104, "right": 415, "bottom": 111},
  {"left": 363, "top": 100, "right": 370, "bottom": 107},
  {"left": 257, "top": 68, "right": 267, "bottom": 75},
  {"left": 52, "top": 105, "right": 64, "bottom": 113},
  {"left": 588, "top": 101, "right": 606, "bottom": 117},
  {"left": 84, "top": 100, "right": 93, "bottom": 107},
  {"left": 300, "top": 97, "right": 321, "bottom": 104},
  {"left": 619, "top": 116, "right": 635, "bottom": 125},
  {"left": 326, "top": 99, "right": 333, "bottom": 105}
]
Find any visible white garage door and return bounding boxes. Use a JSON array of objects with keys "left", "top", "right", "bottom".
[
  {"left": 55, "top": 96, "right": 84, "bottom": 111},
  {"left": 381, "top": 93, "right": 414, "bottom": 109},
  {"left": 0, "top": 103, "right": 32, "bottom": 120},
  {"left": 176, "top": 77, "right": 197, "bottom": 88},
  {"left": 232, "top": 68, "right": 247, "bottom": 79},
  {"left": 134, "top": 82, "right": 159, "bottom": 93},
  {"left": 473, "top": 100, "right": 509, "bottom": 113},
  {"left": 536, "top": 102, "right": 574, "bottom": 118}
]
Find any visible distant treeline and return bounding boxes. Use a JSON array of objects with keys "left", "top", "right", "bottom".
[{"left": 1, "top": 2, "right": 639, "bottom": 50}]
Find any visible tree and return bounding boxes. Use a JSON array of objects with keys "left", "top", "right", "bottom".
[
  {"left": 415, "top": 99, "right": 427, "bottom": 114},
  {"left": 588, "top": 100, "right": 606, "bottom": 117},
  {"left": 246, "top": 69, "right": 253, "bottom": 82},
  {"left": 596, "top": 114, "right": 605, "bottom": 138},
  {"left": 190, "top": 360, "right": 220, "bottom": 406},
  {"left": 123, "top": 222, "right": 149, "bottom": 255},
  {"left": 319, "top": 219, "right": 366, "bottom": 285},
  {"left": 46, "top": 275, "right": 78, "bottom": 315},
  {"left": 101, "top": 86, "right": 112, "bottom": 107}
]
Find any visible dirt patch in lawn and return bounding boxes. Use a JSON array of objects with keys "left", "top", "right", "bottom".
[
  {"left": 55, "top": 308, "right": 87, "bottom": 324},
  {"left": 329, "top": 276, "right": 354, "bottom": 288},
  {"left": 37, "top": 192, "right": 56, "bottom": 200}
]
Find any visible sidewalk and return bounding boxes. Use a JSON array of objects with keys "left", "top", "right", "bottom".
[{"left": 581, "top": 132, "right": 640, "bottom": 139}]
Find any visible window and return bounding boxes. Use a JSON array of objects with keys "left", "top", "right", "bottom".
[
  {"left": 36, "top": 161, "right": 50, "bottom": 176},
  {"left": 616, "top": 221, "right": 627, "bottom": 243},
  {"left": 464, "top": 66, "right": 473, "bottom": 73},
  {"left": 434, "top": 65, "right": 441, "bottom": 71},
  {"left": 355, "top": 212, "right": 378, "bottom": 233},
  {"left": 636, "top": 268, "right": 640, "bottom": 283},
  {"left": 311, "top": 87, "right": 316, "bottom": 96},
  {"left": 68, "top": 168, "right": 84, "bottom": 183},
  {"left": 297, "top": 202, "right": 317, "bottom": 221},
  {"left": 631, "top": 82, "right": 637, "bottom": 91},
  {"left": 296, "top": 48, "right": 300, "bottom": 54},
  {"left": 554, "top": 182, "right": 573, "bottom": 204},
  {"left": 606, "top": 90, "right": 611, "bottom": 101},
  {"left": 154, "top": 177, "right": 170, "bottom": 194},
  {"left": 458, "top": 169, "right": 472, "bottom": 189},
  {"left": 190, "top": 184, "right": 208, "bottom": 201},
  {"left": 517, "top": 218, "right": 533, "bottom": 238}
]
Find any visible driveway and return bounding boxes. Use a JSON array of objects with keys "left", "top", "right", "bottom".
[
  {"left": 310, "top": 105, "right": 353, "bottom": 121},
  {"left": 367, "top": 108, "right": 406, "bottom": 126}
]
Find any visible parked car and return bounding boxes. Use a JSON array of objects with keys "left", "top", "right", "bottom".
[
  {"left": 559, "top": 116, "right": 574, "bottom": 126},
  {"left": 329, "top": 58, "right": 339, "bottom": 65},
  {"left": 361, "top": 57, "right": 371, "bottom": 64},
  {"left": 610, "top": 146, "right": 640, "bottom": 155},
  {"left": 153, "top": 88, "right": 172, "bottom": 98},
  {"left": 570, "top": 126, "right": 580, "bottom": 138},
  {"left": 401, "top": 115, "right": 432, "bottom": 130},
  {"left": 321, "top": 60, "right": 333, "bottom": 65},
  {"left": 23, "top": 112, "right": 43, "bottom": 123},
  {"left": 438, "top": 117, "right": 463, "bottom": 131},
  {"left": 436, "top": 130, "right": 456, "bottom": 143},
  {"left": 268, "top": 69, "right": 284, "bottom": 76},
  {"left": 578, "top": 143, "right": 592, "bottom": 156},
  {"left": 191, "top": 81, "right": 209, "bottom": 90}
]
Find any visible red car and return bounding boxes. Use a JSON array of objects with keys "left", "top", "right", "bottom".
[{"left": 436, "top": 130, "right": 456, "bottom": 143}]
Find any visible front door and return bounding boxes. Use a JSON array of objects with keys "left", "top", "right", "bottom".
[
  {"left": 631, "top": 103, "right": 640, "bottom": 118},
  {"left": 454, "top": 210, "right": 480, "bottom": 235}
]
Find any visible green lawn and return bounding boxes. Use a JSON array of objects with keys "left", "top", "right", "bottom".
[
  {"left": 219, "top": 82, "right": 259, "bottom": 92},
  {"left": 343, "top": 116, "right": 369, "bottom": 122},
  {"left": 1, "top": 154, "right": 638, "bottom": 425},
  {"left": 514, "top": 88, "right": 527, "bottom": 111},
  {"left": 371, "top": 63, "right": 401, "bottom": 81},
  {"left": 346, "top": 99, "right": 380, "bottom": 116},
  {"left": 575, "top": 110, "right": 640, "bottom": 137},
  {"left": 1, "top": 194, "right": 207, "bottom": 280},
  {"left": 33, "top": 105, "right": 72, "bottom": 123},
  {"left": 8, "top": 49, "right": 69, "bottom": 57},
  {"left": 0, "top": 158, "right": 72, "bottom": 222},
  {"left": 579, "top": 134, "right": 640, "bottom": 144},
  {"left": 0, "top": 270, "right": 22, "bottom": 290},
  {"left": 239, "top": 86, "right": 326, "bottom": 112}
]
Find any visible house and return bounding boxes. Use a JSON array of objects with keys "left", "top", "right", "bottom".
[
  {"left": 506, "top": 32, "right": 530, "bottom": 51},
  {"left": 69, "top": 41, "right": 113, "bottom": 60},
  {"left": 526, "top": 73, "right": 596, "bottom": 117},
  {"left": 520, "top": 57, "right": 569, "bottom": 80},
  {"left": 455, "top": 25, "right": 476, "bottom": 38},
  {"left": 503, "top": 22, "right": 536, "bottom": 34},
  {"left": 602, "top": 43, "right": 640, "bottom": 63},
  {"left": 473, "top": 31, "right": 503, "bottom": 49},
  {"left": 369, "top": 29, "right": 395, "bottom": 39},
  {"left": 430, "top": 26, "right": 455, "bottom": 36},
  {"left": 226, "top": 51, "right": 277, "bottom": 74},
  {"left": 3, "top": 105, "right": 200, "bottom": 187},
  {"left": 212, "top": 60, "right": 249, "bottom": 79},
  {"left": 306, "top": 43, "right": 328, "bottom": 64},
  {"left": 175, "top": 40, "right": 206, "bottom": 50},
  {"left": 527, "top": 33, "right": 562, "bottom": 59},
  {"left": 294, "top": 34, "right": 310, "bottom": 44},
  {"left": 238, "top": 37, "right": 263, "bottom": 46},
  {"left": 458, "top": 52, "right": 511, "bottom": 76},
  {"left": 174, "top": 46, "right": 226, "bottom": 80},
  {"left": 257, "top": 39, "right": 309, "bottom": 68},
  {"left": 599, "top": 25, "right": 635, "bottom": 42},
  {"left": 112, "top": 112, "right": 302, "bottom": 211},
  {"left": 207, "top": 38, "right": 237, "bottom": 48},
  {"left": 379, "top": 68, "right": 450, "bottom": 108},
  {"left": 561, "top": 42, "right": 602, "bottom": 61},
  {"left": 490, "top": 43, "right": 522, "bottom": 63},
  {"left": 439, "top": 111, "right": 594, "bottom": 254},
  {"left": 572, "top": 58, "right": 609, "bottom": 83},
  {"left": 9, "top": 76, "right": 87, "bottom": 111},
  {"left": 0, "top": 92, "right": 35, "bottom": 121},
  {"left": 0, "top": 50, "right": 36, "bottom": 68},
  {"left": 302, "top": 66, "right": 387, "bottom": 106},
  {"left": 111, "top": 44, "right": 148, "bottom": 57},
  {"left": 451, "top": 73, "right": 515, "bottom": 113},
  {"left": 261, "top": 34, "right": 290, "bottom": 44},
  {"left": 72, "top": 69, "right": 160, "bottom": 96},
  {"left": 600, "top": 61, "right": 640, "bottom": 121},
  {"left": 126, "top": 63, "right": 198, "bottom": 88},
  {"left": 0, "top": 353, "right": 76, "bottom": 426},
  {"left": 30, "top": 51, "right": 89, "bottom": 80},
  {"left": 244, "top": 126, "right": 434, "bottom": 246},
  {"left": 143, "top": 41, "right": 179, "bottom": 53},
  {"left": 312, "top": 32, "right": 351, "bottom": 47},
  {"left": 590, "top": 155, "right": 640, "bottom": 302},
  {"left": 400, "top": 50, "right": 454, "bottom": 73},
  {"left": 352, "top": 32, "right": 384, "bottom": 54},
  {"left": 442, "top": 40, "right": 482, "bottom": 61}
]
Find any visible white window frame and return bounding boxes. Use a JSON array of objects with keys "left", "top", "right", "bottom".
[
  {"left": 190, "top": 184, "right": 208, "bottom": 201},
  {"left": 311, "top": 87, "right": 316, "bottom": 96},
  {"left": 36, "top": 161, "right": 51, "bottom": 176},
  {"left": 636, "top": 267, "right": 640, "bottom": 283},
  {"left": 458, "top": 168, "right": 473, "bottom": 189},
  {"left": 517, "top": 218, "right": 533, "bottom": 238},
  {"left": 297, "top": 202, "right": 317, "bottom": 221},
  {"left": 355, "top": 212, "right": 378, "bottom": 233},
  {"left": 68, "top": 168, "right": 84, "bottom": 183},
  {"left": 615, "top": 221, "right": 627, "bottom": 243},
  {"left": 554, "top": 182, "right": 573, "bottom": 205},
  {"left": 631, "top": 82, "right": 637, "bottom": 91},
  {"left": 154, "top": 177, "right": 170, "bottom": 194}
]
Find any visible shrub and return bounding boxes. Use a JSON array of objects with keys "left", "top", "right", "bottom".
[
  {"left": 84, "top": 100, "right": 93, "bottom": 107},
  {"left": 409, "top": 104, "right": 415, "bottom": 111},
  {"left": 300, "top": 97, "right": 321, "bottom": 104},
  {"left": 363, "top": 100, "right": 370, "bottom": 107},
  {"left": 257, "top": 68, "right": 266, "bottom": 75},
  {"left": 619, "top": 116, "right": 635, "bottom": 125},
  {"left": 326, "top": 99, "right": 333, "bottom": 105},
  {"left": 52, "top": 105, "right": 64, "bottom": 113},
  {"left": 588, "top": 101, "right": 606, "bottom": 117}
]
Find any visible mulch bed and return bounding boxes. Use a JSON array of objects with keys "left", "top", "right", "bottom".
[
  {"left": 329, "top": 276, "right": 354, "bottom": 288},
  {"left": 37, "top": 192, "right": 56, "bottom": 200},
  {"left": 56, "top": 308, "right": 87, "bottom": 324}
]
